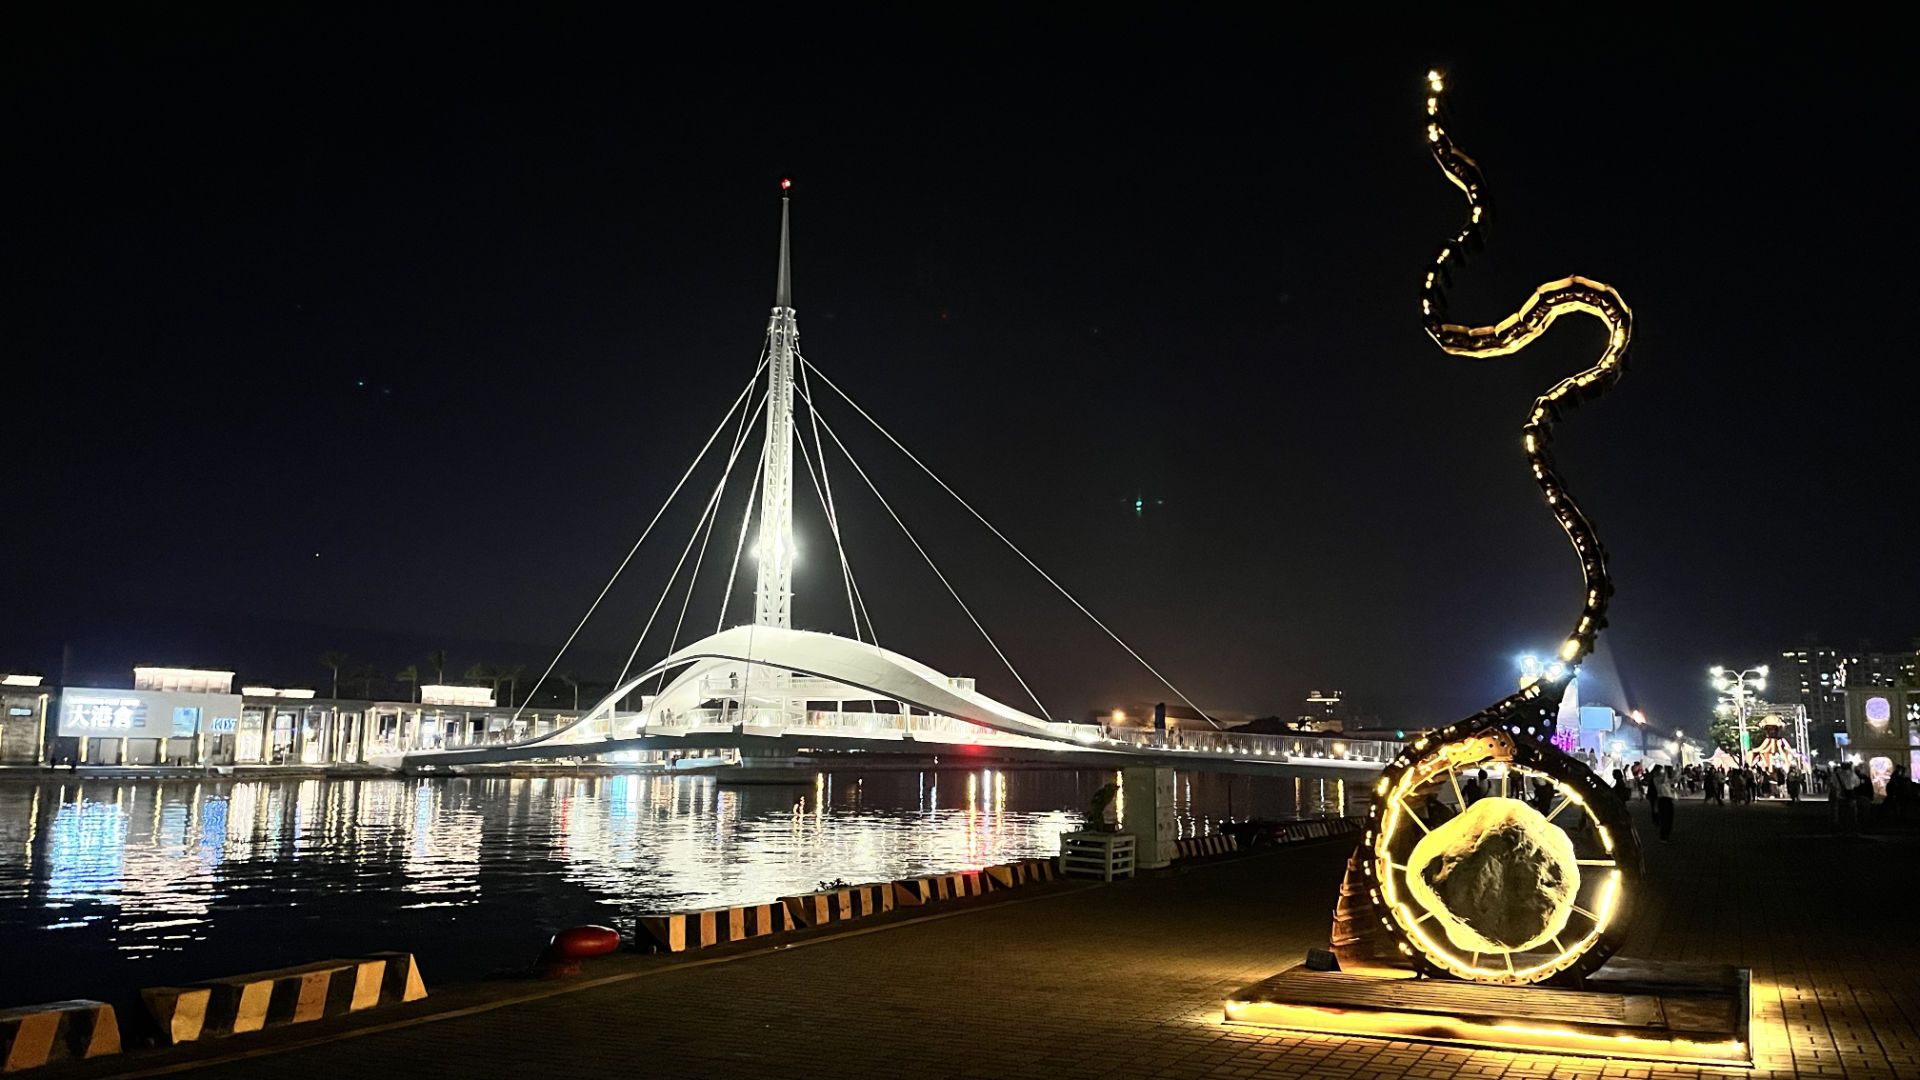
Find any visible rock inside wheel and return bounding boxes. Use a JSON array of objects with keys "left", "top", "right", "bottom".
[{"left": 1342, "top": 723, "right": 1642, "bottom": 985}]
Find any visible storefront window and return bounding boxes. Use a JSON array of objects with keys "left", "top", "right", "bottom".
[{"left": 237, "top": 709, "right": 266, "bottom": 763}]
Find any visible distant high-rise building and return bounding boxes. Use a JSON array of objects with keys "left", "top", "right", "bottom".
[
  {"left": 1777, "top": 641, "right": 1919, "bottom": 754},
  {"left": 1304, "top": 689, "right": 1345, "bottom": 720}
]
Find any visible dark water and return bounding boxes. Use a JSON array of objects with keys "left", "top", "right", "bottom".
[{"left": 0, "top": 768, "right": 1359, "bottom": 1008}]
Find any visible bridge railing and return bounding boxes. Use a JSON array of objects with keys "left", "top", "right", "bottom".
[
  {"left": 1095, "top": 726, "right": 1401, "bottom": 763},
  {"left": 404, "top": 699, "right": 1404, "bottom": 765},
  {"left": 636, "top": 707, "right": 1067, "bottom": 746}
]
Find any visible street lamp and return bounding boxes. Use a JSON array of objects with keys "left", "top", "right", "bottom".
[
  {"left": 1709, "top": 664, "right": 1768, "bottom": 765},
  {"left": 1518, "top": 654, "right": 1569, "bottom": 688},
  {"left": 1628, "top": 708, "right": 1648, "bottom": 757},
  {"left": 1672, "top": 728, "right": 1697, "bottom": 766}
]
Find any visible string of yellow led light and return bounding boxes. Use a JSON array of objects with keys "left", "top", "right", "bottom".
[
  {"left": 1329, "top": 71, "right": 1642, "bottom": 986},
  {"left": 1420, "top": 67, "right": 1632, "bottom": 683}
]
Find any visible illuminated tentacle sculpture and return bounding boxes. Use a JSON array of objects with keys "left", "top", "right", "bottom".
[{"left": 1329, "top": 72, "right": 1643, "bottom": 986}]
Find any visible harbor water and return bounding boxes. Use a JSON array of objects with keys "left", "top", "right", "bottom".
[{"left": 0, "top": 768, "right": 1361, "bottom": 1008}]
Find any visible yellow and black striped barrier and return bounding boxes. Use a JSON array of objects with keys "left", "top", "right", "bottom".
[
  {"left": 141, "top": 952, "right": 426, "bottom": 1045},
  {"left": 1174, "top": 834, "right": 1240, "bottom": 860},
  {"left": 1169, "top": 817, "right": 1364, "bottom": 861},
  {"left": 1272, "top": 816, "right": 1363, "bottom": 843},
  {"left": 636, "top": 860, "right": 1061, "bottom": 954},
  {"left": 635, "top": 901, "right": 792, "bottom": 954},
  {"left": 890, "top": 869, "right": 986, "bottom": 907},
  {"left": 781, "top": 882, "right": 894, "bottom": 928},
  {"left": 982, "top": 857, "right": 1057, "bottom": 891},
  {"left": 0, "top": 999, "right": 119, "bottom": 1072}
]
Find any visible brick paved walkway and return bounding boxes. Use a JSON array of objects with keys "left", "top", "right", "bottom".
[{"left": 71, "top": 795, "right": 1919, "bottom": 1079}]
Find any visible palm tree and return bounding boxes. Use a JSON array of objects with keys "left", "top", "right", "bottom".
[
  {"left": 348, "top": 663, "right": 380, "bottom": 699},
  {"left": 558, "top": 672, "right": 581, "bottom": 709},
  {"left": 426, "top": 649, "right": 448, "bottom": 686},
  {"left": 396, "top": 664, "right": 421, "bottom": 703},
  {"left": 463, "top": 663, "right": 495, "bottom": 701},
  {"left": 499, "top": 664, "right": 528, "bottom": 708},
  {"left": 318, "top": 651, "right": 348, "bottom": 699}
]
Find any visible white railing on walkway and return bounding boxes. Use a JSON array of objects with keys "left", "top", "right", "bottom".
[{"left": 401, "top": 700, "right": 1404, "bottom": 767}]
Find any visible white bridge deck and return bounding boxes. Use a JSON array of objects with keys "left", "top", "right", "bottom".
[{"left": 380, "top": 705, "right": 1404, "bottom": 777}]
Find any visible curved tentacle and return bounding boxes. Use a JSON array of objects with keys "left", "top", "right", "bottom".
[
  {"left": 1421, "top": 68, "right": 1632, "bottom": 703},
  {"left": 1329, "top": 71, "right": 1642, "bottom": 985}
]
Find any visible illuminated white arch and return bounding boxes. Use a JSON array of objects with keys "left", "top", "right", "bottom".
[{"left": 526, "top": 625, "right": 1084, "bottom": 751}]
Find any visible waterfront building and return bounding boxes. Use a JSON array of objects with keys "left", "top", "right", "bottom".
[
  {"left": 133, "top": 666, "right": 236, "bottom": 693},
  {"left": 1301, "top": 689, "right": 1345, "bottom": 728},
  {"left": 37, "top": 666, "right": 581, "bottom": 770},
  {"left": 0, "top": 675, "right": 49, "bottom": 765},
  {"left": 54, "top": 668, "right": 240, "bottom": 766}
]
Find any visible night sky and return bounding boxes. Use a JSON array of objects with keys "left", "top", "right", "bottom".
[{"left": 7, "top": 8, "right": 1914, "bottom": 734}]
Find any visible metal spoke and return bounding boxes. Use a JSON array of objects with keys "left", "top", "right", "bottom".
[{"left": 1396, "top": 793, "right": 1433, "bottom": 835}]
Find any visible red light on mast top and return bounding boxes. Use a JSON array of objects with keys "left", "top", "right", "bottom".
[{"left": 780, "top": 178, "right": 792, "bottom": 191}]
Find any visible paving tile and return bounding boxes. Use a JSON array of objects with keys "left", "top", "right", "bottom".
[{"left": 111, "top": 797, "right": 1920, "bottom": 1080}]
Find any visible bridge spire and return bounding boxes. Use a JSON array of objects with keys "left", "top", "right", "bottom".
[
  {"left": 754, "top": 184, "right": 798, "bottom": 629},
  {"left": 774, "top": 182, "right": 792, "bottom": 309}
]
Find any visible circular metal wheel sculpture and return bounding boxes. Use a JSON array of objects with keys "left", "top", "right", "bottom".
[{"left": 1330, "top": 72, "right": 1643, "bottom": 987}]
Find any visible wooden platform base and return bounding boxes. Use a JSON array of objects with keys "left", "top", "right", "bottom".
[{"left": 1224, "top": 959, "right": 1750, "bottom": 1067}]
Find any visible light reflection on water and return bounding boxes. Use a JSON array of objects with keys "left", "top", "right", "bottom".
[{"left": 0, "top": 768, "right": 1360, "bottom": 1007}]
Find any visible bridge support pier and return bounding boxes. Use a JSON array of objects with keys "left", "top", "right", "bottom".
[{"left": 1122, "top": 766, "right": 1176, "bottom": 870}]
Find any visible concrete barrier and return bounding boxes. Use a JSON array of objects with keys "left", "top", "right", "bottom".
[
  {"left": 0, "top": 1000, "right": 119, "bottom": 1071},
  {"left": 781, "top": 883, "right": 895, "bottom": 928},
  {"left": 636, "top": 901, "right": 792, "bottom": 953},
  {"left": 142, "top": 952, "right": 426, "bottom": 1045},
  {"left": 982, "top": 857, "right": 1057, "bottom": 890},
  {"left": 891, "top": 869, "right": 986, "bottom": 906},
  {"left": 1174, "top": 833, "right": 1239, "bottom": 860}
]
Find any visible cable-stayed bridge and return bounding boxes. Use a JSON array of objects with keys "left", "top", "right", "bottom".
[
  {"left": 381, "top": 192, "right": 1404, "bottom": 778},
  {"left": 387, "top": 626, "right": 1402, "bottom": 777}
]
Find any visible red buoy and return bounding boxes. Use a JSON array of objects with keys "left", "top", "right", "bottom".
[{"left": 548, "top": 925, "right": 621, "bottom": 960}]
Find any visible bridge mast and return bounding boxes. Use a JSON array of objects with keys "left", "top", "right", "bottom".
[{"left": 754, "top": 188, "right": 798, "bottom": 629}]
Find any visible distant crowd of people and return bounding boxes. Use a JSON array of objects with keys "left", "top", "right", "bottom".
[
  {"left": 1408, "top": 756, "right": 1917, "bottom": 849},
  {"left": 1603, "top": 758, "right": 1917, "bottom": 837},
  {"left": 1609, "top": 763, "right": 1681, "bottom": 842}
]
